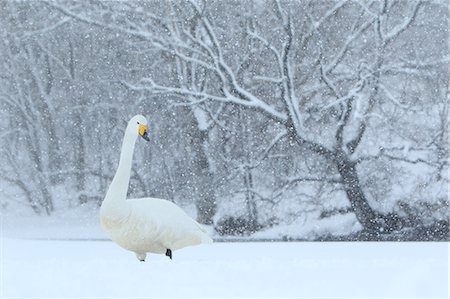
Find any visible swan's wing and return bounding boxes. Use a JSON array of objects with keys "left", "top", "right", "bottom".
[
  {"left": 128, "top": 197, "right": 191, "bottom": 225},
  {"left": 128, "top": 197, "right": 212, "bottom": 249}
]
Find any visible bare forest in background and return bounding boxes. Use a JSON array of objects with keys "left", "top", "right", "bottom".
[{"left": 0, "top": 0, "right": 448, "bottom": 240}]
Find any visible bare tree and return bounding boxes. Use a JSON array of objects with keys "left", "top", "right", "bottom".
[
  {"left": 105, "top": 0, "right": 446, "bottom": 235},
  {"left": 1, "top": 0, "right": 447, "bottom": 240}
]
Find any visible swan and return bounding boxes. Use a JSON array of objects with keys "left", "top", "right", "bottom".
[{"left": 100, "top": 115, "right": 212, "bottom": 261}]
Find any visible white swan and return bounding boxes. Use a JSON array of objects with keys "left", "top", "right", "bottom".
[{"left": 100, "top": 115, "right": 212, "bottom": 261}]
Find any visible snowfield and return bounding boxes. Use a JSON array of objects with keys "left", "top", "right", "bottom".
[
  {"left": 2, "top": 238, "right": 448, "bottom": 298},
  {"left": 1, "top": 210, "right": 449, "bottom": 298}
]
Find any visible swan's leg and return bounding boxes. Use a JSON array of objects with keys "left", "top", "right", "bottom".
[
  {"left": 136, "top": 252, "right": 146, "bottom": 262},
  {"left": 165, "top": 249, "right": 172, "bottom": 260}
]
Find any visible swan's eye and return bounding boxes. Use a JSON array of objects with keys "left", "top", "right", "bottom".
[{"left": 137, "top": 121, "right": 140, "bottom": 124}]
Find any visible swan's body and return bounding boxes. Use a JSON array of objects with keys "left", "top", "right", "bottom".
[{"left": 100, "top": 115, "right": 212, "bottom": 261}]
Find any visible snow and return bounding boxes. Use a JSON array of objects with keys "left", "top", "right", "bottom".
[
  {"left": 1, "top": 237, "right": 448, "bottom": 298},
  {"left": 252, "top": 213, "right": 362, "bottom": 240},
  {"left": 1, "top": 207, "right": 449, "bottom": 297},
  {"left": 2, "top": 203, "right": 104, "bottom": 240}
]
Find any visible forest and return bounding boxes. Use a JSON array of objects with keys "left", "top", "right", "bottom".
[{"left": 0, "top": 0, "right": 448, "bottom": 241}]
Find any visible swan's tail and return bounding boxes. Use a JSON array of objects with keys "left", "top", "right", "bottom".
[
  {"left": 200, "top": 233, "right": 213, "bottom": 244},
  {"left": 195, "top": 222, "right": 213, "bottom": 244}
]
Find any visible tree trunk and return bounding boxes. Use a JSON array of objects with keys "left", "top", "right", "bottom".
[
  {"left": 243, "top": 167, "right": 258, "bottom": 228},
  {"left": 334, "top": 150, "right": 380, "bottom": 232},
  {"left": 192, "top": 129, "right": 217, "bottom": 225},
  {"left": 74, "top": 112, "right": 86, "bottom": 204}
]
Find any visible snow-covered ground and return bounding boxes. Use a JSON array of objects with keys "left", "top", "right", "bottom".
[
  {"left": 1, "top": 207, "right": 449, "bottom": 298},
  {"left": 2, "top": 238, "right": 449, "bottom": 298}
]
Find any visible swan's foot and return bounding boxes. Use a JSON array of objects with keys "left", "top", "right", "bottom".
[
  {"left": 136, "top": 252, "right": 146, "bottom": 262},
  {"left": 165, "top": 249, "right": 172, "bottom": 260}
]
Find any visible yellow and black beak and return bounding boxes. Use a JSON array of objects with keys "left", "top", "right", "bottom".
[{"left": 139, "top": 124, "right": 150, "bottom": 141}]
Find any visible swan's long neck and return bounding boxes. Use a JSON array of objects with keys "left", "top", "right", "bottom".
[{"left": 105, "top": 127, "right": 137, "bottom": 204}]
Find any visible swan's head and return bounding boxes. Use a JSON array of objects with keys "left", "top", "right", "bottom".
[{"left": 129, "top": 115, "right": 150, "bottom": 141}]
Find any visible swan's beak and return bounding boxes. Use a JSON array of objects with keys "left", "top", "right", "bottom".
[
  {"left": 142, "top": 131, "right": 150, "bottom": 141},
  {"left": 139, "top": 124, "right": 150, "bottom": 142}
]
